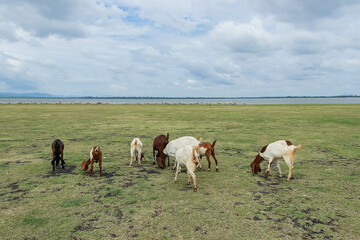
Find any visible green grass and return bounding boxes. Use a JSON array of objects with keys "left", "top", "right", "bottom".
[{"left": 0, "top": 104, "right": 359, "bottom": 239}]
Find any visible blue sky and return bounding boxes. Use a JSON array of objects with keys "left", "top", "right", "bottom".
[{"left": 0, "top": 0, "right": 359, "bottom": 97}]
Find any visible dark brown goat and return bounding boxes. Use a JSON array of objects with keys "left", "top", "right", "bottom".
[
  {"left": 152, "top": 133, "right": 169, "bottom": 169},
  {"left": 51, "top": 139, "right": 64, "bottom": 171},
  {"left": 198, "top": 140, "right": 219, "bottom": 172},
  {"left": 81, "top": 146, "right": 102, "bottom": 177}
]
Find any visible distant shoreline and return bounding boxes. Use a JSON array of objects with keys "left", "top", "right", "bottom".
[
  {"left": 0, "top": 96, "right": 359, "bottom": 99},
  {"left": 1, "top": 96, "right": 360, "bottom": 105}
]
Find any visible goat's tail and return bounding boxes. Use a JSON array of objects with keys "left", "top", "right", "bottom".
[
  {"left": 134, "top": 139, "right": 138, "bottom": 145},
  {"left": 295, "top": 144, "right": 302, "bottom": 149},
  {"left": 54, "top": 141, "right": 60, "bottom": 150},
  {"left": 166, "top": 133, "right": 169, "bottom": 140},
  {"left": 192, "top": 146, "right": 199, "bottom": 164},
  {"left": 198, "top": 137, "right": 203, "bottom": 143},
  {"left": 212, "top": 140, "right": 217, "bottom": 147}
]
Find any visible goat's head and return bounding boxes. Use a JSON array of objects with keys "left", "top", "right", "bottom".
[
  {"left": 81, "top": 159, "right": 90, "bottom": 171},
  {"left": 251, "top": 154, "right": 263, "bottom": 175},
  {"left": 156, "top": 152, "right": 166, "bottom": 169}
]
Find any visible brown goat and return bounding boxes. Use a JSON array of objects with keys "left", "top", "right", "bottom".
[
  {"left": 152, "top": 133, "right": 169, "bottom": 169},
  {"left": 81, "top": 146, "right": 102, "bottom": 177},
  {"left": 51, "top": 139, "right": 64, "bottom": 171},
  {"left": 198, "top": 140, "right": 219, "bottom": 172}
]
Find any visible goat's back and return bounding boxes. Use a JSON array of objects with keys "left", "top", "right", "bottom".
[
  {"left": 153, "top": 134, "right": 168, "bottom": 149},
  {"left": 164, "top": 136, "right": 199, "bottom": 156},
  {"left": 260, "top": 140, "right": 298, "bottom": 159}
]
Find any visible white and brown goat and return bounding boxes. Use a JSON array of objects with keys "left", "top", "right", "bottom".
[
  {"left": 81, "top": 146, "right": 103, "bottom": 177},
  {"left": 198, "top": 140, "right": 218, "bottom": 172},
  {"left": 251, "top": 140, "right": 302, "bottom": 181}
]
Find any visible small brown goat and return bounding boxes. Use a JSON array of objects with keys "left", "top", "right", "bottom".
[
  {"left": 51, "top": 139, "right": 64, "bottom": 171},
  {"left": 198, "top": 140, "right": 219, "bottom": 172},
  {"left": 81, "top": 146, "right": 102, "bottom": 177},
  {"left": 152, "top": 133, "right": 169, "bottom": 169}
]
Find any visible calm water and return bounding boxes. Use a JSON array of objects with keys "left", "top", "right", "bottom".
[{"left": 0, "top": 97, "right": 360, "bottom": 105}]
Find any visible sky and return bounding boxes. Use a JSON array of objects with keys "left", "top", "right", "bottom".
[{"left": 0, "top": 0, "right": 360, "bottom": 97}]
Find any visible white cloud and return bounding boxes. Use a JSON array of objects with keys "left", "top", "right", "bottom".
[
  {"left": 187, "top": 79, "right": 197, "bottom": 84},
  {"left": 0, "top": 0, "right": 359, "bottom": 97},
  {"left": 210, "top": 18, "right": 279, "bottom": 53}
]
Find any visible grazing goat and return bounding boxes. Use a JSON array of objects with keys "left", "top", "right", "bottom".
[
  {"left": 251, "top": 140, "right": 302, "bottom": 181},
  {"left": 51, "top": 139, "right": 64, "bottom": 171},
  {"left": 81, "top": 146, "right": 103, "bottom": 177},
  {"left": 159, "top": 136, "right": 202, "bottom": 170},
  {"left": 198, "top": 140, "right": 219, "bottom": 172},
  {"left": 130, "top": 137, "right": 143, "bottom": 167},
  {"left": 173, "top": 145, "right": 200, "bottom": 191},
  {"left": 152, "top": 133, "right": 169, "bottom": 169}
]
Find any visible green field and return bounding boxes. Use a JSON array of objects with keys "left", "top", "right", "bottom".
[{"left": 0, "top": 104, "right": 359, "bottom": 239}]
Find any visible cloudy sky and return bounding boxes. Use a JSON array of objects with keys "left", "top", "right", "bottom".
[{"left": 0, "top": 0, "right": 359, "bottom": 97}]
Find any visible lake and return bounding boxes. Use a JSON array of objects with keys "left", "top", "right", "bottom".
[{"left": 0, "top": 97, "right": 360, "bottom": 105}]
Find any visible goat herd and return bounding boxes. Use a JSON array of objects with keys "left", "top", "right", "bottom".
[{"left": 51, "top": 135, "right": 301, "bottom": 192}]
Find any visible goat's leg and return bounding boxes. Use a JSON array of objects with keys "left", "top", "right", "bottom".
[
  {"left": 283, "top": 155, "right": 293, "bottom": 181},
  {"left": 173, "top": 163, "right": 180, "bottom": 183},
  {"left": 172, "top": 158, "right": 177, "bottom": 170},
  {"left": 129, "top": 149, "right": 134, "bottom": 167},
  {"left": 197, "top": 156, "right": 202, "bottom": 170},
  {"left": 187, "top": 165, "right": 197, "bottom": 191},
  {"left": 276, "top": 160, "right": 283, "bottom": 177},
  {"left": 137, "top": 149, "right": 141, "bottom": 165},
  {"left": 61, "top": 151, "right": 65, "bottom": 169},
  {"left": 265, "top": 158, "right": 273, "bottom": 178},
  {"left": 89, "top": 159, "right": 94, "bottom": 176},
  {"left": 51, "top": 158, "right": 55, "bottom": 171},
  {"left": 206, "top": 153, "right": 211, "bottom": 171},
  {"left": 99, "top": 160, "right": 102, "bottom": 177},
  {"left": 211, "top": 150, "right": 219, "bottom": 172},
  {"left": 152, "top": 148, "right": 155, "bottom": 165}
]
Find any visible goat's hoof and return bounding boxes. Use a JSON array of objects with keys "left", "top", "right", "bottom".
[
  {"left": 187, "top": 181, "right": 191, "bottom": 185},
  {"left": 173, "top": 180, "right": 176, "bottom": 184},
  {"left": 279, "top": 175, "right": 283, "bottom": 178},
  {"left": 216, "top": 169, "right": 219, "bottom": 172},
  {"left": 152, "top": 162, "right": 155, "bottom": 165},
  {"left": 194, "top": 188, "right": 197, "bottom": 192},
  {"left": 287, "top": 178, "right": 290, "bottom": 181},
  {"left": 129, "top": 165, "right": 132, "bottom": 167},
  {"left": 99, "top": 175, "right": 102, "bottom": 177},
  {"left": 62, "top": 166, "right": 65, "bottom": 169},
  {"left": 207, "top": 169, "right": 210, "bottom": 172}
]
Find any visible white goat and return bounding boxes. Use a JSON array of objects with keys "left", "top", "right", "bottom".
[
  {"left": 173, "top": 144, "right": 200, "bottom": 191},
  {"left": 161, "top": 136, "right": 202, "bottom": 169},
  {"left": 130, "top": 137, "right": 143, "bottom": 167}
]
